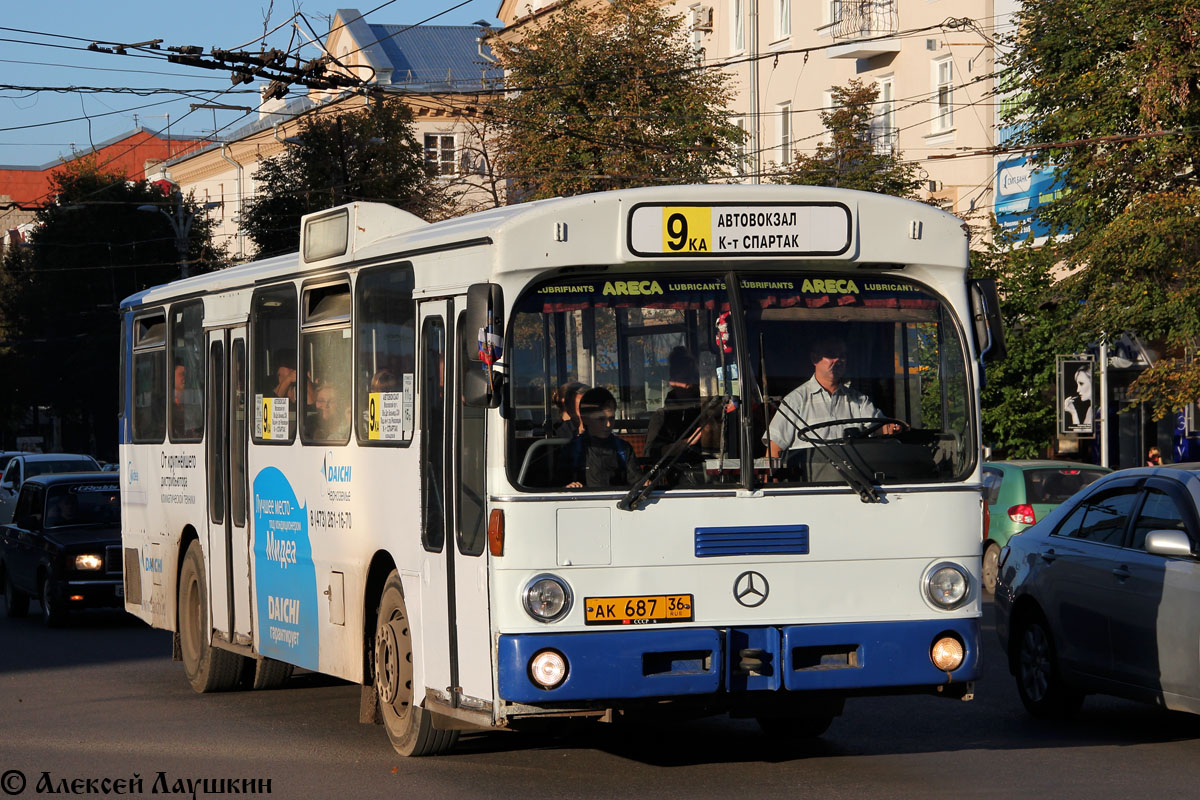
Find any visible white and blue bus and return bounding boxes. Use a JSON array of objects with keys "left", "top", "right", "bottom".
[{"left": 119, "top": 185, "right": 1004, "bottom": 755}]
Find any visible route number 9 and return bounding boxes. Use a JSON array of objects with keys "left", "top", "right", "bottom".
[{"left": 666, "top": 213, "right": 688, "bottom": 251}]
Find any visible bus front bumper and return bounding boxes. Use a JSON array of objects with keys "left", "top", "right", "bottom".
[{"left": 497, "top": 619, "right": 979, "bottom": 704}]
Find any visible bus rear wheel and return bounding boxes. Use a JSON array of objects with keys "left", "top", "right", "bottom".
[
  {"left": 240, "top": 656, "right": 295, "bottom": 690},
  {"left": 178, "top": 541, "right": 243, "bottom": 693},
  {"left": 374, "top": 572, "right": 457, "bottom": 757}
]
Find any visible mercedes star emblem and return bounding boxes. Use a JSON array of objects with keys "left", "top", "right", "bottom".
[{"left": 733, "top": 571, "right": 769, "bottom": 608}]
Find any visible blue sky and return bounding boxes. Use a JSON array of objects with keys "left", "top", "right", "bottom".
[{"left": 0, "top": 1, "right": 502, "bottom": 168}]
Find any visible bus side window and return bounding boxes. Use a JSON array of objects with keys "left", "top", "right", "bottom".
[
  {"left": 355, "top": 263, "right": 415, "bottom": 445},
  {"left": 251, "top": 284, "right": 298, "bottom": 444},
  {"left": 169, "top": 300, "right": 205, "bottom": 443},
  {"left": 132, "top": 312, "right": 167, "bottom": 444},
  {"left": 300, "top": 281, "right": 352, "bottom": 445}
]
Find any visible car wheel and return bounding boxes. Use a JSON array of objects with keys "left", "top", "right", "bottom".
[
  {"left": 178, "top": 541, "right": 243, "bottom": 693},
  {"left": 3, "top": 568, "right": 29, "bottom": 618},
  {"left": 982, "top": 542, "right": 1001, "bottom": 594},
  {"left": 1014, "top": 612, "right": 1083, "bottom": 718},
  {"left": 374, "top": 571, "right": 457, "bottom": 756},
  {"left": 40, "top": 575, "right": 67, "bottom": 627}
]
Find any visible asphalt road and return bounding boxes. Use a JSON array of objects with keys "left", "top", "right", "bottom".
[{"left": 4, "top": 600, "right": 1200, "bottom": 799}]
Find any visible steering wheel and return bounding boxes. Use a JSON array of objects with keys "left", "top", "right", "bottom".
[{"left": 791, "top": 416, "right": 909, "bottom": 441}]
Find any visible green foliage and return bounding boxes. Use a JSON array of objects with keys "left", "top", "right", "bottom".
[
  {"left": 0, "top": 158, "right": 227, "bottom": 458},
  {"left": 971, "top": 223, "right": 1070, "bottom": 458},
  {"left": 773, "top": 79, "right": 924, "bottom": 199},
  {"left": 490, "top": 0, "right": 744, "bottom": 200},
  {"left": 239, "top": 98, "right": 435, "bottom": 257},
  {"left": 996, "top": 1, "right": 1200, "bottom": 426}
]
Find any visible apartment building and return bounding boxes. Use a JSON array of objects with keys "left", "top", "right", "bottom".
[
  {"left": 162, "top": 8, "right": 501, "bottom": 261},
  {"left": 498, "top": 0, "right": 1000, "bottom": 228}
]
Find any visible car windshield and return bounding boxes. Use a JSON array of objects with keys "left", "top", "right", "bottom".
[
  {"left": 505, "top": 272, "right": 973, "bottom": 492},
  {"left": 44, "top": 483, "right": 121, "bottom": 528},
  {"left": 25, "top": 458, "right": 99, "bottom": 479},
  {"left": 1024, "top": 468, "right": 1109, "bottom": 505}
]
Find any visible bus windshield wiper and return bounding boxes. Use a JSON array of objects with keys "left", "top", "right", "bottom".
[{"left": 617, "top": 395, "right": 729, "bottom": 512}]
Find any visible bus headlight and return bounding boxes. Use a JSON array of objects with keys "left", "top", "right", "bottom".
[
  {"left": 522, "top": 574, "right": 572, "bottom": 623},
  {"left": 924, "top": 562, "right": 969, "bottom": 609},
  {"left": 529, "top": 649, "right": 568, "bottom": 689}
]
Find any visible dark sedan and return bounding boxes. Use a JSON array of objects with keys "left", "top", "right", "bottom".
[
  {"left": 995, "top": 465, "right": 1200, "bottom": 718},
  {"left": 0, "top": 473, "right": 122, "bottom": 626}
]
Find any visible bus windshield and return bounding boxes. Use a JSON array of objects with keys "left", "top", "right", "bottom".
[{"left": 506, "top": 272, "right": 973, "bottom": 492}]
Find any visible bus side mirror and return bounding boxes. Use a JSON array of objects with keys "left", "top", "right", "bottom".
[
  {"left": 968, "top": 278, "right": 1007, "bottom": 363},
  {"left": 464, "top": 282, "right": 504, "bottom": 408}
]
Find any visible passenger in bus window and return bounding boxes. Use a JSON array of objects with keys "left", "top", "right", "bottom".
[
  {"left": 370, "top": 368, "right": 400, "bottom": 394},
  {"left": 766, "top": 335, "right": 899, "bottom": 458},
  {"left": 646, "top": 347, "right": 704, "bottom": 464},
  {"left": 314, "top": 383, "right": 350, "bottom": 440},
  {"left": 550, "top": 381, "right": 588, "bottom": 438},
  {"left": 273, "top": 349, "right": 298, "bottom": 401},
  {"left": 171, "top": 362, "right": 202, "bottom": 438},
  {"left": 564, "top": 387, "right": 640, "bottom": 489}
]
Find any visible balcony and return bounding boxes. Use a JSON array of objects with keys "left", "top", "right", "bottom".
[
  {"left": 870, "top": 125, "right": 900, "bottom": 156},
  {"left": 826, "top": 1, "right": 900, "bottom": 60}
]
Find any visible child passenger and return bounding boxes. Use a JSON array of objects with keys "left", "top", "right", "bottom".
[{"left": 564, "top": 388, "right": 641, "bottom": 489}]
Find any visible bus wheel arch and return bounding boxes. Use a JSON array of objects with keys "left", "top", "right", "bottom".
[{"left": 374, "top": 569, "right": 457, "bottom": 756}]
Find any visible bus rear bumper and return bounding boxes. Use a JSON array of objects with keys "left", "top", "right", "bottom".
[{"left": 497, "top": 619, "right": 980, "bottom": 704}]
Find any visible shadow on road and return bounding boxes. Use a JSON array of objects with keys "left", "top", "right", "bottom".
[{"left": 0, "top": 606, "right": 171, "bottom": 674}]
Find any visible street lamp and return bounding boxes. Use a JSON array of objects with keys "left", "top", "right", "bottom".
[{"left": 138, "top": 191, "right": 221, "bottom": 279}]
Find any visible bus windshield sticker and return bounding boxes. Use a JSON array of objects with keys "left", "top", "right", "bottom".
[
  {"left": 257, "top": 395, "right": 290, "bottom": 440},
  {"left": 367, "top": 391, "right": 404, "bottom": 440},
  {"left": 401, "top": 373, "right": 414, "bottom": 439},
  {"left": 628, "top": 203, "right": 851, "bottom": 257}
]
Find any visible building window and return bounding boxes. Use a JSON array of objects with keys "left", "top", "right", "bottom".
[
  {"left": 827, "top": 0, "right": 842, "bottom": 25},
  {"left": 732, "top": 0, "right": 745, "bottom": 52},
  {"left": 872, "top": 75, "right": 896, "bottom": 154},
  {"left": 776, "top": 0, "right": 790, "bottom": 39},
  {"left": 822, "top": 89, "right": 835, "bottom": 145},
  {"left": 690, "top": 4, "right": 708, "bottom": 64},
  {"left": 732, "top": 116, "right": 747, "bottom": 175},
  {"left": 933, "top": 57, "right": 954, "bottom": 133},
  {"left": 424, "top": 133, "right": 458, "bottom": 176},
  {"left": 778, "top": 102, "right": 792, "bottom": 165}
]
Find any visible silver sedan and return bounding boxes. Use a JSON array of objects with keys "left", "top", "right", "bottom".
[{"left": 995, "top": 465, "right": 1200, "bottom": 718}]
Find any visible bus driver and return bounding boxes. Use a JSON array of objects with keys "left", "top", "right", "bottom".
[{"left": 766, "top": 335, "right": 900, "bottom": 460}]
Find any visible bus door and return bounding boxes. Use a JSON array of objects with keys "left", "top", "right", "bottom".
[
  {"left": 205, "top": 327, "right": 253, "bottom": 646},
  {"left": 417, "top": 299, "right": 493, "bottom": 713}
]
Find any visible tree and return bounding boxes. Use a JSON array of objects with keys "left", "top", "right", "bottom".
[
  {"left": 0, "top": 158, "right": 227, "bottom": 459},
  {"left": 489, "top": 0, "right": 744, "bottom": 200},
  {"left": 1002, "top": 1, "right": 1200, "bottom": 414},
  {"left": 240, "top": 98, "right": 437, "bottom": 258},
  {"left": 773, "top": 79, "right": 925, "bottom": 199},
  {"left": 970, "top": 224, "right": 1072, "bottom": 458}
]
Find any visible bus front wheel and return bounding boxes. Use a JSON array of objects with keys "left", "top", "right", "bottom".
[
  {"left": 374, "top": 572, "right": 458, "bottom": 757},
  {"left": 178, "top": 541, "right": 243, "bottom": 693}
]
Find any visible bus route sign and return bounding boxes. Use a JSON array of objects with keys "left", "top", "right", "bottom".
[{"left": 627, "top": 202, "right": 851, "bottom": 258}]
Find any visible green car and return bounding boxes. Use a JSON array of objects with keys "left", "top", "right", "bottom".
[{"left": 980, "top": 460, "right": 1112, "bottom": 593}]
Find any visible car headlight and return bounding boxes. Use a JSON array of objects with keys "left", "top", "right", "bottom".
[
  {"left": 75, "top": 554, "right": 104, "bottom": 571},
  {"left": 925, "top": 562, "right": 970, "bottom": 609},
  {"left": 522, "top": 574, "right": 572, "bottom": 623}
]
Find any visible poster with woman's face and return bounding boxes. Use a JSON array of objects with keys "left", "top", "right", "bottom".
[{"left": 1058, "top": 357, "right": 1095, "bottom": 435}]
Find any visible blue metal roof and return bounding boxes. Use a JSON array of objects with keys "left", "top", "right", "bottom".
[{"left": 368, "top": 24, "right": 500, "bottom": 90}]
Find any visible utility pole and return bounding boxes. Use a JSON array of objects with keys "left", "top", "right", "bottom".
[{"left": 139, "top": 190, "right": 219, "bottom": 279}]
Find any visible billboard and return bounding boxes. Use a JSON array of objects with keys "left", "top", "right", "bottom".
[{"left": 1057, "top": 356, "right": 1095, "bottom": 435}]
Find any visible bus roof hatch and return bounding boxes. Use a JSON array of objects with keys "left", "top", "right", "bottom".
[{"left": 300, "top": 201, "right": 429, "bottom": 267}]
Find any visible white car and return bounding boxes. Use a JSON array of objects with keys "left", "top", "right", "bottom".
[{"left": 0, "top": 454, "right": 102, "bottom": 524}]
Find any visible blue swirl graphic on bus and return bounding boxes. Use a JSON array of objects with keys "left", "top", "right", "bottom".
[{"left": 253, "top": 467, "right": 318, "bottom": 670}]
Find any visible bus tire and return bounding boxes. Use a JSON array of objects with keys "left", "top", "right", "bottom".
[
  {"left": 3, "top": 567, "right": 29, "bottom": 618},
  {"left": 178, "top": 541, "right": 243, "bottom": 693},
  {"left": 374, "top": 572, "right": 458, "bottom": 757},
  {"left": 241, "top": 657, "right": 295, "bottom": 690}
]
